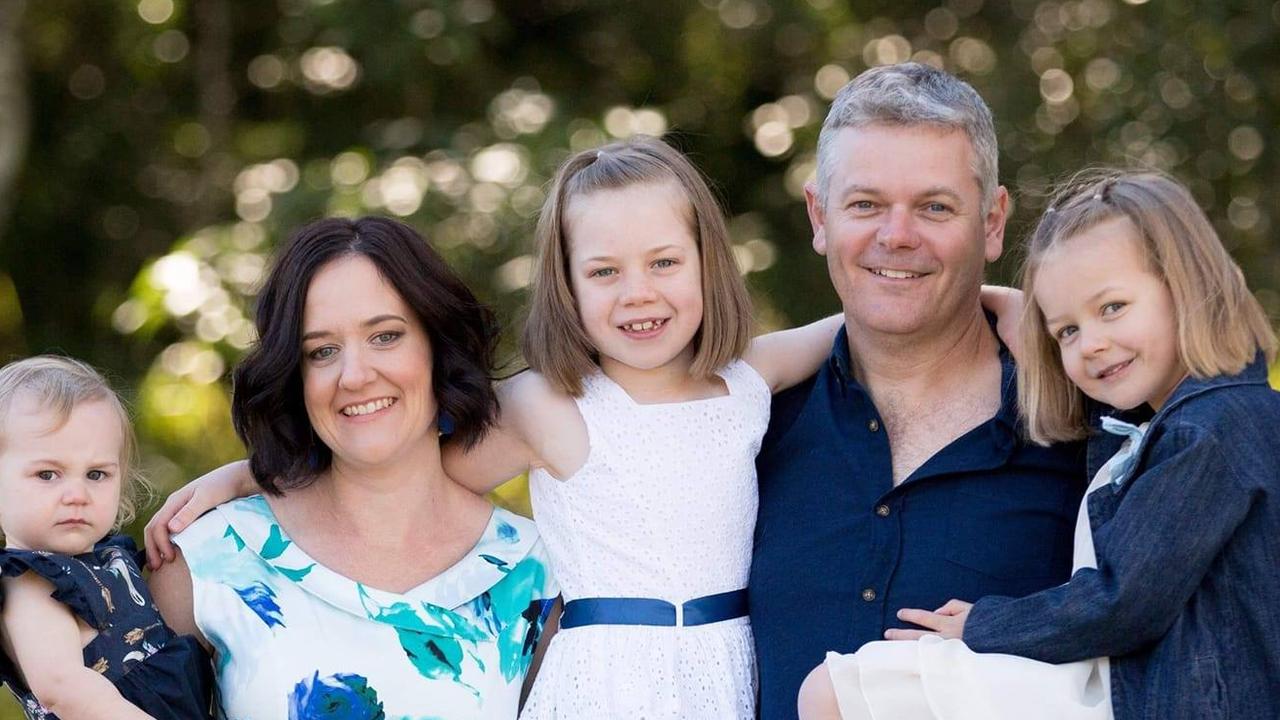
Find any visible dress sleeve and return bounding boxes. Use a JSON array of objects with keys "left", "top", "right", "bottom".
[
  {"left": 963, "top": 424, "right": 1253, "bottom": 663},
  {"left": 0, "top": 548, "right": 109, "bottom": 629}
]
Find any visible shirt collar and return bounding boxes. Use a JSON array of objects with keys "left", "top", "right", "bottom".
[
  {"left": 825, "top": 313, "right": 1020, "bottom": 441},
  {"left": 1159, "top": 351, "right": 1270, "bottom": 412}
]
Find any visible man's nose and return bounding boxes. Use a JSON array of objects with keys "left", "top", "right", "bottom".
[{"left": 876, "top": 206, "right": 919, "bottom": 249}]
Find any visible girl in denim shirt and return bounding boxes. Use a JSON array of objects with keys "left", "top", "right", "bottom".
[{"left": 800, "top": 170, "right": 1280, "bottom": 720}]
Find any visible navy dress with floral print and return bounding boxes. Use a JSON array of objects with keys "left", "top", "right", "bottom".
[{"left": 0, "top": 535, "right": 214, "bottom": 719}]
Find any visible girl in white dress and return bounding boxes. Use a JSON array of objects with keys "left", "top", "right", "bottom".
[
  {"left": 798, "top": 170, "right": 1280, "bottom": 720},
  {"left": 451, "top": 136, "right": 842, "bottom": 719},
  {"left": 146, "top": 136, "right": 844, "bottom": 719}
]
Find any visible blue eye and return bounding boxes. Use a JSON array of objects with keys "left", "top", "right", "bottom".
[
  {"left": 1101, "top": 301, "right": 1125, "bottom": 315},
  {"left": 652, "top": 258, "right": 677, "bottom": 269},
  {"left": 87, "top": 469, "right": 109, "bottom": 482},
  {"left": 36, "top": 470, "right": 57, "bottom": 481},
  {"left": 1055, "top": 325, "right": 1078, "bottom": 341},
  {"left": 588, "top": 267, "right": 616, "bottom": 278},
  {"left": 308, "top": 346, "right": 338, "bottom": 361},
  {"left": 373, "top": 331, "right": 402, "bottom": 345}
]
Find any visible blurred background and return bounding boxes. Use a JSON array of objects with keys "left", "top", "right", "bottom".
[{"left": 1, "top": 0, "right": 1278, "bottom": 712}]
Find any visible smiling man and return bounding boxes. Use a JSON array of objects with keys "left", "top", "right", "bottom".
[{"left": 748, "top": 63, "right": 1088, "bottom": 719}]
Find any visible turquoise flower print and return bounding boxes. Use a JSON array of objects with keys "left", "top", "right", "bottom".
[
  {"left": 288, "top": 672, "right": 385, "bottom": 720},
  {"left": 495, "top": 519, "right": 519, "bottom": 543},
  {"left": 261, "top": 524, "right": 292, "bottom": 559},
  {"left": 223, "top": 525, "right": 246, "bottom": 551},
  {"left": 234, "top": 581, "right": 286, "bottom": 628},
  {"left": 358, "top": 586, "right": 487, "bottom": 695}
]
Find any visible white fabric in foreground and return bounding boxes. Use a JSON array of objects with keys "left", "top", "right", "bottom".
[{"left": 824, "top": 428, "right": 1148, "bottom": 720}]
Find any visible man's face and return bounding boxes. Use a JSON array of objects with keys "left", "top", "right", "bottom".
[{"left": 806, "top": 124, "right": 1008, "bottom": 340}]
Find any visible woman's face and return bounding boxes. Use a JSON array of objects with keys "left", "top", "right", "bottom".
[{"left": 299, "top": 255, "right": 437, "bottom": 471}]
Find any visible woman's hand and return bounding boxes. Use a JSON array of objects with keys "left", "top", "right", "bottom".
[
  {"left": 883, "top": 599, "right": 973, "bottom": 641},
  {"left": 144, "top": 459, "right": 255, "bottom": 569}
]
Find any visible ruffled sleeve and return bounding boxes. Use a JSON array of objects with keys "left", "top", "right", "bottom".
[{"left": 0, "top": 547, "right": 109, "bottom": 629}]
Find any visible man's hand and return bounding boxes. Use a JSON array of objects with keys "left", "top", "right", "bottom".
[{"left": 883, "top": 599, "right": 973, "bottom": 641}]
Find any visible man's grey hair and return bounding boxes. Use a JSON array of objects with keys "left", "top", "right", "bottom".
[{"left": 815, "top": 63, "right": 999, "bottom": 212}]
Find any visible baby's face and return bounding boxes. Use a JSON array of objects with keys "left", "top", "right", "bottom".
[{"left": 0, "top": 393, "right": 124, "bottom": 554}]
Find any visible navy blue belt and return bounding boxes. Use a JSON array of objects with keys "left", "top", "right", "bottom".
[{"left": 560, "top": 589, "right": 748, "bottom": 629}]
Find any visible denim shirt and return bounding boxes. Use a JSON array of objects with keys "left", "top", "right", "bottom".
[
  {"left": 965, "top": 356, "right": 1280, "bottom": 720},
  {"left": 749, "top": 325, "right": 1086, "bottom": 720}
]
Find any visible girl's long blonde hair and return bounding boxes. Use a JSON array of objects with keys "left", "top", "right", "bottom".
[{"left": 1018, "top": 169, "right": 1276, "bottom": 444}]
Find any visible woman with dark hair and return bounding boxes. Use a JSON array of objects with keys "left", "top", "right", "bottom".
[{"left": 149, "top": 216, "right": 558, "bottom": 719}]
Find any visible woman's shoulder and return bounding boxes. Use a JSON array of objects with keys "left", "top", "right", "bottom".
[{"left": 173, "top": 494, "right": 274, "bottom": 562}]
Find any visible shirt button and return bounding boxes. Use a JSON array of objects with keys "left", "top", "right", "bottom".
[
  {"left": 868, "top": 419, "right": 880, "bottom": 432},
  {"left": 861, "top": 588, "right": 877, "bottom": 602},
  {"left": 875, "top": 504, "right": 891, "bottom": 517}
]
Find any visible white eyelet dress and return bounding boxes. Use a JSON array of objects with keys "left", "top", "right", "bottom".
[{"left": 520, "top": 359, "right": 770, "bottom": 720}]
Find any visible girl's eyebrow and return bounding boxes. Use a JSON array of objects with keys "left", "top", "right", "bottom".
[
  {"left": 646, "top": 244, "right": 685, "bottom": 255},
  {"left": 25, "top": 459, "right": 120, "bottom": 469},
  {"left": 1042, "top": 286, "right": 1124, "bottom": 326},
  {"left": 24, "top": 458, "right": 66, "bottom": 469}
]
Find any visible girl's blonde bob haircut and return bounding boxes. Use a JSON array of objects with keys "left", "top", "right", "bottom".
[
  {"left": 0, "top": 355, "right": 150, "bottom": 529},
  {"left": 1018, "top": 169, "right": 1277, "bottom": 444},
  {"left": 523, "top": 135, "right": 752, "bottom": 396}
]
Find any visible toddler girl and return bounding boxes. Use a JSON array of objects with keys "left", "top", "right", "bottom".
[
  {"left": 0, "top": 356, "right": 212, "bottom": 719},
  {"left": 799, "top": 170, "right": 1280, "bottom": 720}
]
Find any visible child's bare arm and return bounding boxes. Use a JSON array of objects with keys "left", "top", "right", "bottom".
[
  {"left": 980, "top": 285, "right": 1024, "bottom": 362},
  {"left": 444, "top": 371, "right": 585, "bottom": 490},
  {"left": 744, "top": 314, "right": 844, "bottom": 393},
  {"left": 1, "top": 573, "right": 157, "bottom": 720},
  {"left": 144, "top": 460, "right": 256, "bottom": 568},
  {"left": 443, "top": 394, "right": 538, "bottom": 496}
]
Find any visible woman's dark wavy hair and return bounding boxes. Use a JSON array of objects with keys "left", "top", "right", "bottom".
[{"left": 232, "top": 216, "right": 499, "bottom": 494}]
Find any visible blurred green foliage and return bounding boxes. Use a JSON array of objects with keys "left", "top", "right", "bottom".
[{"left": 2, "top": 0, "right": 1279, "bottom": 713}]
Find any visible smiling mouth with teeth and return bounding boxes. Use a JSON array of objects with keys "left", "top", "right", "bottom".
[
  {"left": 620, "top": 319, "right": 667, "bottom": 332},
  {"left": 1096, "top": 359, "right": 1132, "bottom": 379},
  {"left": 869, "top": 268, "right": 924, "bottom": 279},
  {"left": 341, "top": 397, "right": 396, "bottom": 417}
]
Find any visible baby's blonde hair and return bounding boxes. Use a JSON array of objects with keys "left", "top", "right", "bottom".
[
  {"left": 1018, "top": 169, "right": 1277, "bottom": 444},
  {"left": 0, "top": 356, "right": 150, "bottom": 529}
]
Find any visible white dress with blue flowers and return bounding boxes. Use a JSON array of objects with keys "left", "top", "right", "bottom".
[{"left": 174, "top": 495, "right": 557, "bottom": 720}]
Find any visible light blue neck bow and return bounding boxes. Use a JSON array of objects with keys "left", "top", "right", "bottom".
[{"left": 1100, "top": 416, "right": 1147, "bottom": 487}]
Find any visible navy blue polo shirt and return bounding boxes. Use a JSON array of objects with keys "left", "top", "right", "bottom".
[{"left": 749, "top": 325, "right": 1086, "bottom": 720}]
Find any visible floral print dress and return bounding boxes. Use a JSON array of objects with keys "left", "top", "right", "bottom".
[{"left": 174, "top": 495, "right": 557, "bottom": 720}]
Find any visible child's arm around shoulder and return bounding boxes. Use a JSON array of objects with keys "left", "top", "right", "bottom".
[
  {"left": 144, "top": 460, "right": 257, "bottom": 569},
  {"left": 744, "top": 314, "right": 844, "bottom": 394},
  {"left": 1, "top": 572, "right": 157, "bottom": 719},
  {"left": 443, "top": 369, "right": 589, "bottom": 490}
]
